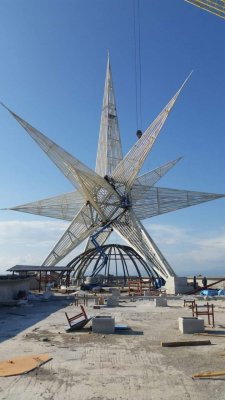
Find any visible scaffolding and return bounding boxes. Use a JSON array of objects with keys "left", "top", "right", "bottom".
[{"left": 128, "top": 278, "right": 157, "bottom": 296}]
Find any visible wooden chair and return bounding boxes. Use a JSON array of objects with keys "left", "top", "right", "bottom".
[
  {"left": 74, "top": 294, "right": 89, "bottom": 306},
  {"left": 183, "top": 299, "right": 196, "bottom": 310},
  {"left": 65, "top": 305, "right": 92, "bottom": 331},
  {"left": 193, "top": 303, "right": 215, "bottom": 327}
]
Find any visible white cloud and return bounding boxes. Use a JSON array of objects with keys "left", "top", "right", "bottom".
[
  {"left": 143, "top": 222, "right": 225, "bottom": 275},
  {"left": 0, "top": 220, "right": 67, "bottom": 243},
  {"left": 145, "top": 222, "right": 190, "bottom": 245},
  {"left": 0, "top": 220, "right": 69, "bottom": 273},
  {"left": 187, "top": 233, "right": 225, "bottom": 265}
]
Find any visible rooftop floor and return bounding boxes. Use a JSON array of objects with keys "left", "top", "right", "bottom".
[{"left": 1, "top": 295, "right": 225, "bottom": 399}]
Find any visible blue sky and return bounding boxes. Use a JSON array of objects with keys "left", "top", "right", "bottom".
[{"left": 0, "top": 0, "right": 225, "bottom": 276}]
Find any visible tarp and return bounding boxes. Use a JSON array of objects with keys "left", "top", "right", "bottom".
[{"left": 200, "top": 289, "right": 218, "bottom": 296}]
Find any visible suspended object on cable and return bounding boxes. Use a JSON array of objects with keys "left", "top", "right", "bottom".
[
  {"left": 136, "top": 129, "right": 142, "bottom": 139},
  {"left": 185, "top": 0, "right": 225, "bottom": 19}
]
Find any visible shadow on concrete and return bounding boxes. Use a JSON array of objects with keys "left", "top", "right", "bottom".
[
  {"left": 64, "top": 327, "right": 143, "bottom": 336},
  {"left": 193, "top": 377, "right": 225, "bottom": 381},
  {"left": 118, "top": 304, "right": 137, "bottom": 308},
  {"left": 115, "top": 329, "right": 143, "bottom": 336},
  {"left": 204, "top": 330, "right": 225, "bottom": 335},
  {"left": 66, "top": 326, "right": 92, "bottom": 334},
  {"left": 167, "top": 306, "right": 183, "bottom": 309},
  {"left": 0, "top": 297, "right": 72, "bottom": 344}
]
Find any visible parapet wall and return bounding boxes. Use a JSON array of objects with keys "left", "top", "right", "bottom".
[{"left": 0, "top": 278, "right": 30, "bottom": 302}]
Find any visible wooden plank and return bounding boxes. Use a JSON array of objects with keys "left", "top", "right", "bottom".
[
  {"left": 195, "top": 333, "right": 225, "bottom": 337},
  {"left": 0, "top": 354, "right": 52, "bottom": 377},
  {"left": 161, "top": 340, "right": 211, "bottom": 347},
  {"left": 193, "top": 370, "right": 225, "bottom": 379}
]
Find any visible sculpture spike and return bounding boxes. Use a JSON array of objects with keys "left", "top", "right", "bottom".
[
  {"left": 95, "top": 56, "right": 123, "bottom": 177},
  {"left": 112, "top": 74, "right": 192, "bottom": 191},
  {"left": 131, "top": 186, "right": 225, "bottom": 220},
  {"left": 8, "top": 191, "right": 85, "bottom": 221},
  {"left": 1, "top": 102, "right": 119, "bottom": 220},
  {"left": 135, "top": 157, "right": 182, "bottom": 187}
]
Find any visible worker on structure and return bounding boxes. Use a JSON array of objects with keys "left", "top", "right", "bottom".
[
  {"left": 193, "top": 276, "right": 197, "bottom": 289},
  {"left": 202, "top": 276, "right": 207, "bottom": 289}
]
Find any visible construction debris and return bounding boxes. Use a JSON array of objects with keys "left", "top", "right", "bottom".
[
  {"left": 65, "top": 305, "right": 92, "bottom": 331},
  {"left": 161, "top": 340, "right": 211, "bottom": 347},
  {"left": 0, "top": 354, "right": 52, "bottom": 377},
  {"left": 193, "top": 370, "right": 225, "bottom": 379}
]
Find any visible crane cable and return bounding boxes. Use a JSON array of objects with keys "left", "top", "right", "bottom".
[{"left": 133, "top": 0, "right": 143, "bottom": 133}]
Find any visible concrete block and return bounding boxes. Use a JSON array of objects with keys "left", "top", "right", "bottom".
[
  {"left": 154, "top": 297, "right": 167, "bottom": 307},
  {"left": 111, "top": 288, "right": 120, "bottom": 297},
  {"left": 179, "top": 317, "right": 204, "bottom": 334},
  {"left": 92, "top": 316, "right": 115, "bottom": 334},
  {"left": 107, "top": 297, "right": 119, "bottom": 307}
]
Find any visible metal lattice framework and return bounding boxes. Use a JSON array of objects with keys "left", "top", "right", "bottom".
[
  {"left": 185, "top": 0, "right": 225, "bottom": 19},
  {"left": 67, "top": 244, "right": 159, "bottom": 283},
  {"left": 1, "top": 56, "right": 224, "bottom": 280}
]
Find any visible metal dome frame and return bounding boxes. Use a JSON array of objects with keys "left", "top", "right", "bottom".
[{"left": 67, "top": 244, "right": 159, "bottom": 285}]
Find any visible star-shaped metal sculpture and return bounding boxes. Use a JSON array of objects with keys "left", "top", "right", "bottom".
[{"left": 1, "top": 57, "right": 224, "bottom": 281}]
